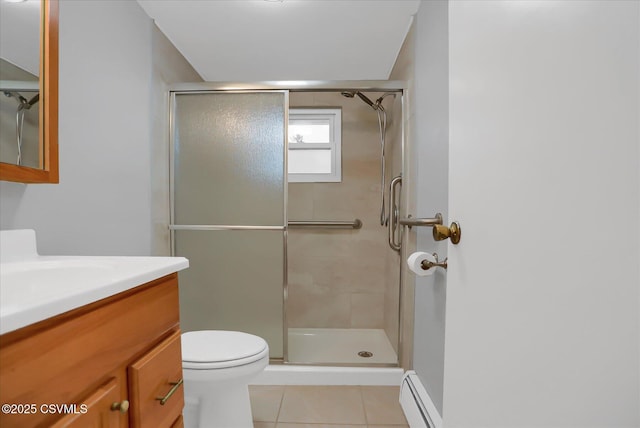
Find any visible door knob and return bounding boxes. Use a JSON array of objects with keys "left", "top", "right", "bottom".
[{"left": 432, "top": 222, "right": 461, "bottom": 244}]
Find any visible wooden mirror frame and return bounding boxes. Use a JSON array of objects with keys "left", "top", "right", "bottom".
[{"left": 0, "top": 0, "right": 58, "bottom": 184}]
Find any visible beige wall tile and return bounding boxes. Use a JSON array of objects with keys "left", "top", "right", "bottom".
[
  {"left": 287, "top": 230, "right": 353, "bottom": 259},
  {"left": 288, "top": 183, "right": 314, "bottom": 219},
  {"left": 287, "top": 288, "right": 351, "bottom": 328},
  {"left": 351, "top": 293, "right": 385, "bottom": 328},
  {"left": 288, "top": 256, "right": 352, "bottom": 294},
  {"left": 287, "top": 90, "right": 404, "bottom": 336}
]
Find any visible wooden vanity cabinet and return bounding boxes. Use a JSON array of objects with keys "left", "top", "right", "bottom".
[{"left": 0, "top": 273, "right": 184, "bottom": 428}]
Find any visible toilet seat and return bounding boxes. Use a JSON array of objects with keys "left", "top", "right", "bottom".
[{"left": 182, "top": 330, "right": 269, "bottom": 370}]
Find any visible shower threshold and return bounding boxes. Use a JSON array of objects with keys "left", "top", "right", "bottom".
[{"left": 287, "top": 328, "right": 397, "bottom": 365}]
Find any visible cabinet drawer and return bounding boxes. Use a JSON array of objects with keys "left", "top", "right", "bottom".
[
  {"left": 128, "top": 330, "right": 183, "bottom": 428},
  {"left": 50, "top": 377, "right": 122, "bottom": 428}
]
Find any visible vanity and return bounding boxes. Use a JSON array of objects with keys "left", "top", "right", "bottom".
[{"left": 0, "top": 230, "right": 189, "bottom": 427}]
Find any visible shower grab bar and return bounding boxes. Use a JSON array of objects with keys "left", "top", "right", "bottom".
[
  {"left": 288, "top": 219, "right": 362, "bottom": 229},
  {"left": 388, "top": 175, "right": 402, "bottom": 251},
  {"left": 169, "top": 225, "right": 285, "bottom": 231},
  {"left": 399, "top": 214, "right": 443, "bottom": 228}
]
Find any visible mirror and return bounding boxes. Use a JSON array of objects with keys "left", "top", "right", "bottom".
[{"left": 0, "top": 0, "right": 58, "bottom": 183}]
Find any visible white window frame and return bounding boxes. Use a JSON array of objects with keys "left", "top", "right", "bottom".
[{"left": 287, "top": 108, "right": 342, "bottom": 183}]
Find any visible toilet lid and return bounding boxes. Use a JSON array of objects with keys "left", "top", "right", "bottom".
[{"left": 182, "top": 330, "right": 268, "bottom": 364}]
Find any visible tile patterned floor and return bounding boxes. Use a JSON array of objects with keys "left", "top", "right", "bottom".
[{"left": 249, "top": 385, "right": 409, "bottom": 428}]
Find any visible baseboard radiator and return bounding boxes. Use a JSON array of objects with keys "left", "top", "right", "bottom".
[{"left": 399, "top": 371, "right": 443, "bottom": 428}]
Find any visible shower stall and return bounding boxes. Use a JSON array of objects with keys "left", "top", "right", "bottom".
[{"left": 169, "top": 82, "right": 408, "bottom": 367}]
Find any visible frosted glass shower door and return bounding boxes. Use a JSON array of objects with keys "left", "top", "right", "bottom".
[{"left": 171, "top": 91, "right": 287, "bottom": 358}]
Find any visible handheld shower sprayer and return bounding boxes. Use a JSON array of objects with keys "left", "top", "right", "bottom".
[
  {"left": 3, "top": 90, "right": 40, "bottom": 165},
  {"left": 341, "top": 91, "right": 379, "bottom": 110},
  {"left": 356, "top": 92, "right": 377, "bottom": 109}
]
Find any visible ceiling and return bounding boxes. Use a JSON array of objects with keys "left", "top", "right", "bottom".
[{"left": 137, "top": 0, "right": 420, "bottom": 82}]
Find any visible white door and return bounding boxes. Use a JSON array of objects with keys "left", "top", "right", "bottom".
[{"left": 442, "top": 1, "right": 639, "bottom": 427}]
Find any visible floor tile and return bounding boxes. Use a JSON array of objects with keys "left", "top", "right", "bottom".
[
  {"left": 366, "top": 425, "right": 409, "bottom": 428},
  {"left": 361, "top": 386, "right": 407, "bottom": 425},
  {"left": 278, "top": 385, "right": 367, "bottom": 424},
  {"left": 276, "top": 424, "right": 365, "bottom": 428},
  {"left": 249, "top": 385, "right": 285, "bottom": 422},
  {"left": 253, "top": 423, "right": 276, "bottom": 428}
]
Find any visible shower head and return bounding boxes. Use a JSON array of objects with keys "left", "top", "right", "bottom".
[
  {"left": 3, "top": 91, "right": 28, "bottom": 106},
  {"left": 341, "top": 90, "right": 379, "bottom": 110},
  {"left": 3, "top": 91, "right": 38, "bottom": 111}
]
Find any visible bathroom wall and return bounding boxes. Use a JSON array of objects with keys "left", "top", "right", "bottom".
[
  {"left": 0, "top": 1, "right": 200, "bottom": 256},
  {"left": 392, "top": 1, "right": 450, "bottom": 415},
  {"left": 287, "top": 92, "right": 402, "bottom": 338},
  {"left": 150, "top": 22, "right": 202, "bottom": 256}
]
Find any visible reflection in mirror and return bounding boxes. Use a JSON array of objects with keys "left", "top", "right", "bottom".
[
  {"left": 0, "top": 0, "right": 41, "bottom": 168},
  {"left": 1, "top": 60, "right": 40, "bottom": 168},
  {"left": 0, "top": 0, "right": 58, "bottom": 184}
]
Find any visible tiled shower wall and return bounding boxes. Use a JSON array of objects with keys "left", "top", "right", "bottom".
[{"left": 287, "top": 92, "right": 402, "bottom": 351}]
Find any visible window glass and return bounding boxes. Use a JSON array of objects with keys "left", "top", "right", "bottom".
[
  {"left": 288, "top": 149, "right": 332, "bottom": 174},
  {"left": 288, "top": 108, "right": 341, "bottom": 183},
  {"left": 289, "top": 120, "right": 331, "bottom": 144}
]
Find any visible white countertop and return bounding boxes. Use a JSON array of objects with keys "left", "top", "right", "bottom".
[{"left": 0, "top": 230, "right": 189, "bottom": 335}]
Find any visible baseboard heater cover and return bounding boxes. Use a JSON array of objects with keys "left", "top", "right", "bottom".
[{"left": 400, "top": 371, "right": 443, "bottom": 428}]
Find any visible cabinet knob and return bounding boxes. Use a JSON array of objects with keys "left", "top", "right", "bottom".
[{"left": 110, "top": 399, "right": 130, "bottom": 413}]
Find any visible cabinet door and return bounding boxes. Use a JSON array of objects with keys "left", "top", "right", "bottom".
[
  {"left": 50, "top": 378, "right": 122, "bottom": 428},
  {"left": 171, "top": 415, "right": 184, "bottom": 428},
  {"left": 128, "top": 330, "right": 183, "bottom": 428}
]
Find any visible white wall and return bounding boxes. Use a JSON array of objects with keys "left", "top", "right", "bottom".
[
  {"left": 150, "top": 24, "right": 202, "bottom": 256},
  {"left": 0, "top": 1, "right": 200, "bottom": 256},
  {"left": 442, "top": 1, "right": 639, "bottom": 426}
]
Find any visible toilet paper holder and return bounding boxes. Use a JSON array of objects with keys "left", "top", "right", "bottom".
[{"left": 422, "top": 253, "right": 448, "bottom": 271}]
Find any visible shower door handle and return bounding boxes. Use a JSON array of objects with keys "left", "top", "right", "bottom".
[{"left": 388, "top": 175, "right": 402, "bottom": 251}]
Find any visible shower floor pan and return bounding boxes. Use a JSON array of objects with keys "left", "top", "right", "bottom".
[{"left": 287, "top": 328, "right": 397, "bottom": 365}]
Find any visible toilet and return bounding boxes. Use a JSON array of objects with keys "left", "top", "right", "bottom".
[{"left": 181, "top": 330, "right": 269, "bottom": 428}]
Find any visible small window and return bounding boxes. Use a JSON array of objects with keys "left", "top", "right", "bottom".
[{"left": 288, "top": 108, "right": 341, "bottom": 182}]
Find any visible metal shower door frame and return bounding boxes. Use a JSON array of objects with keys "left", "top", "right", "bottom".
[{"left": 168, "top": 81, "right": 408, "bottom": 366}]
